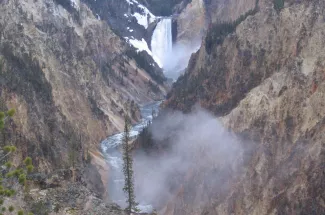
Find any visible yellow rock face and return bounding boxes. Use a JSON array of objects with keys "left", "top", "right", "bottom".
[{"left": 0, "top": 0, "right": 166, "bottom": 172}]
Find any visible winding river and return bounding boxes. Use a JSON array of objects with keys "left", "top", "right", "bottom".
[{"left": 101, "top": 101, "right": 161, "bottom": 213}]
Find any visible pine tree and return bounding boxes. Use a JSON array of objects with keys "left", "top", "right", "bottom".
[
  {"left": 122, "top": 114, "right": 138, "bottom": 214},
  {"left": 0, "top": 108, "right": 34, "bottom": 215},
  {"left": 0, "top": 108, "right": 15, "bottom": 130},
  {"left": 274, "top": 0, "right": 284, "bottom": 11}
]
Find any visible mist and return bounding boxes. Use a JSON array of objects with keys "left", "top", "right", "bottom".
[
  {"left": 163, "top": 41, "right": 201, "bottom": 79},
  {"left": 132, "top": 106, "right": 245, "bottom": 210}
]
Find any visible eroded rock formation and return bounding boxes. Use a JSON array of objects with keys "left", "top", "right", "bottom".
[
  {"left": 164, "top": 0, "right": 325, "bottom": 214},
  {"left": 0, "top": 0, "right": 166, "bottom": 212}
]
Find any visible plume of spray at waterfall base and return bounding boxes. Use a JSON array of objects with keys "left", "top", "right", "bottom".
[
  {"left": 132, "top": 106, "right": 245, "bottom": 209},
  {"left": 151, "top": 18, "right": 202, "bottom": 79},
  {"left": 163, "top": 41, "right": 201, "bottom": 79}
]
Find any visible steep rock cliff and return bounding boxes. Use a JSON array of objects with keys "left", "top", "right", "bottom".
[
  {"left": 206, "top": 0, "right": 257, "bottom": 23},
  {"left": 175, "top": 0, "right": 206, "bottom": 45},
  {"left": 165, "top": 0, "right": 325, "bottom": 214},
  {"left": 0, "top": 0, "right": 166, "bottom": 189},
  {"left": 171, "top": 0, "right": 256, "bottom": 78},
  {"left": 174, "top": 0, "right": 256, "bottom": 50},
  {"left": 83, "top": 0, "right": 157, "bottom": 48}
]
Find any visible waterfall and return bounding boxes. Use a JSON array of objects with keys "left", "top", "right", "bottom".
[{"left": 151, "top": 18, "right": 173, "bottom": 68}]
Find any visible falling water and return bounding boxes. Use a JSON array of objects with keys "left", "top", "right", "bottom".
[
  {"left": 151, "top": 18, "right": 173, "bottom": 68},
  {"left": 101, "top": 12, "right": 173, "bottom": 215}
]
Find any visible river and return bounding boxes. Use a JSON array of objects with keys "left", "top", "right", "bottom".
[{"left": 100, "top": 101, "right": 161, "bottom": 213}]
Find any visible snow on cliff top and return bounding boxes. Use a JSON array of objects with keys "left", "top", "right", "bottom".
[
  {"left": 70, "top": 0, "right": 80, "bottom": 10},
  {"left": 125, "top": 0, "right": 156, "bottom": 28},
  {"left": 123, "top": 0, "right": 162, "bottom": 67}
]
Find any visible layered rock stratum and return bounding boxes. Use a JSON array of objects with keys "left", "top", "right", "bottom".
[
  {"left": 0, "top": 0, "right": 166, "bottom": 213},
  {"left": 164, "top": 0, "right": 325, "bottom": 214},
  {"left": 1, "top": 0, "right": 324, "bottom": 214}
]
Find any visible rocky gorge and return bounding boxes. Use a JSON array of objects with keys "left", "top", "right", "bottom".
[
  {"left": 0, "top": 0, "right": 167, "bottom": 213},
  {"left": 163, "top": 0, "right": 325, "bottom": 214},
  {"left": 0, "top": 0, "right": 324, "bottom": 214}
]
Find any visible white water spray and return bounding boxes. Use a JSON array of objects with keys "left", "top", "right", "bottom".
[
  {"left": 151, "top": 18, "right": 201, "bottom": 79},
  {"left": 151, "top": 18, "right": 173, "bottom": 68}
]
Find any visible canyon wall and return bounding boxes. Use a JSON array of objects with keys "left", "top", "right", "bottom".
[
  {"left": 174, "top": 0, "right": 256, "bottom": 47},
  {"left": 165, "top": 0, "right": 325, "bottom": 214},
  {"left": 0, "top": 0, "right": 166, "bottom": 182}
]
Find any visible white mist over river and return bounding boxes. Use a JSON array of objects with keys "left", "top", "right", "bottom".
[
  {"left": 100, "top": 2, "right": 204, "bottom": 212},
  {"left": 100, "top": 104, "right": 244, "bottom": 213}
]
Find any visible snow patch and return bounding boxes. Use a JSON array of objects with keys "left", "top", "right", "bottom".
[
  {"left": 122, "top": 0, "right": 162, "bottom": 66},
  {"left": 125, "top": 0, "right": 134, "bottom": 4},
  {"left": 70, "top": 0, "right": 80, "bottom": 10},
  {"left": 133, "top": 12, "right": 148, "bottom": 28},
  {"left": 125, "top": 38, "right": 162, "bottom": 68},
  {"left": 125, "top": 0, "right": 156, "bottom": 28}
]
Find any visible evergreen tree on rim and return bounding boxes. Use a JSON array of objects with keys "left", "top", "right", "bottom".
[{"left": 122, "top": 114, "right": 138, "bottom": 214}]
